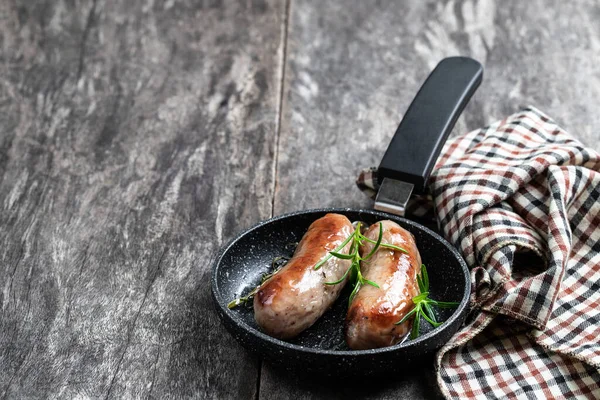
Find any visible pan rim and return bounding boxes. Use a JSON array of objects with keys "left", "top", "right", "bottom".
[{"left": 211, "top": 207, "right": 470, "bottom": 357}]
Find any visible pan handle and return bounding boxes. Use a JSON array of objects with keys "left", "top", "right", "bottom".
[{"left": 377, "top": 57, "right": 483, "bottom": 194}]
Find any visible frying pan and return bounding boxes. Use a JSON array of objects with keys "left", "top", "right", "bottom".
[{"left": 211, "top": 57, "right": 483, "bottom": 378}]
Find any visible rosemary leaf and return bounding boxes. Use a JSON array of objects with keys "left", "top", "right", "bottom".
[
  {"left": 363, "top": 223, "right": 384, "bottom": 260},
  {"left": 329, "top": 251, "right": 356, "bottom": 260},
  {"left": 363, "top": 278, "right": 380, "bottom": 288},
  {"left": 379, "top": 243, "right": 410, "bottom": 254},
  {"left": 348, "top": 281, "right": 362, "bottom": 306},
  {"left": 410, "top": 311, "right": 421, "bottom": 339},
  {"left": 429, "top": 300, "right": 461, "bottom": 308},
  {"left": 313, "top": 232, "right": 354, "bottom": 270},
  {"left": 324, "top": 266, "right": 352, "bottom": 285},
  {"left": 394, "top": 264, "right": 460, "bottom": 339},
  {"left": 395, "top": 306, "right": 418, "bottom": 325},
  {"left": 422, "top": 264, "right": 430, "bottom": 291}
]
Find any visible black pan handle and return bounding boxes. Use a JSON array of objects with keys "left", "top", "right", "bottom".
[{"left": 377, "top": 57, "right": 483, "bottom": 194}]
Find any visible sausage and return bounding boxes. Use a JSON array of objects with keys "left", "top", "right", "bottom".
[
  {"left": 345, "top": 220, "right": 421, "bottom": 350},
  {"left": 254, "top": 213, "right": 353, "bottom": 340}
]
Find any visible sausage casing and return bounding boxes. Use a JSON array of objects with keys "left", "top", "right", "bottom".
[
  {"left": 254, "top": 213, "right": 353, "bottom": 340},
  {"left": 345, "top": 220, "right": 421, "bottom": 350}
]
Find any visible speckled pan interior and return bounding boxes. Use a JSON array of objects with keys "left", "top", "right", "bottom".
[{"left": 211, "top": 208, "right": 470, "bottom": 377}]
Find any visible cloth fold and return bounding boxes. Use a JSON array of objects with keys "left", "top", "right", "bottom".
[{"left": 357, "top": 107, "right": 600, "bottom": 399}]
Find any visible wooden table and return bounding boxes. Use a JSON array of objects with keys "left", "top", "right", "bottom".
[{"left": 2, "top": 1, "right": 599, "bottom": 398}]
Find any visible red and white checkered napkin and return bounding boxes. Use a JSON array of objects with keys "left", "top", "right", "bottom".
[{"left": 357, "top": 107, "right": 600, "bottom": 399}]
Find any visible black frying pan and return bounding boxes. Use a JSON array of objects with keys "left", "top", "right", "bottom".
[{"left": 211, "top": 57, "right": 483, "bottom": 378}]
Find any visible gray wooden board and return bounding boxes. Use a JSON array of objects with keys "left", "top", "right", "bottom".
[
  {"left": 0, "top": 0, "right": 285, "bottom": 398},
  {"left": 274, "top": 0, "right": 600, "bottom": 215},
  {"left": 1, "top": 0, "right": 600, "bottom": 399},
  {"left": 262, "top": 0, "right": 600, "bottom": 399}
]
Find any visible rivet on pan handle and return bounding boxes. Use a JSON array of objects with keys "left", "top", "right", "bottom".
[{"left": 375, "top": 57, "right": 483, "bottom": 216}]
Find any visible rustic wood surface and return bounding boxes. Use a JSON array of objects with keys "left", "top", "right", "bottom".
[
  {"left": 1, "top": 0, "right": 599, "bottom": 399},
  {"left": 0, "top": 0, "right": 284, "bottom": 398}
]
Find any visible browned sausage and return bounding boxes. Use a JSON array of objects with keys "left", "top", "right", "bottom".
[
  {"left": 254, "top": 213, "right": 353, "bottom": 340},
  {"left": 345, "top": 220, "right": 421, "bottom": 350}
]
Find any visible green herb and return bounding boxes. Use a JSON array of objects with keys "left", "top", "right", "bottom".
[
  {"left": 315, "top": 222, "right": 409, "bottom": 306},
  {"left": 395, "top": 264, "right": 459, "bottom": 339},
  {"left": 227, "top": 287, "right": 260, "bottom": 309},
  {"left": 229, "top": 222, "right": 412, "bottom": 310},
  {"left": 227, "top": 256, "right": 289, "bottom": 309}
]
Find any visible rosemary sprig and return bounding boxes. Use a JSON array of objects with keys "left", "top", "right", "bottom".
[
  {"left": 229, "top": 223, "right": 411, "bottom": 310},
  {"left": 227, "top": 286, "right": 260, "bottom": 309},
  {"left": 227, "top": 256, "right": 289, "bottom": 309},
  {"left": 315, "top": 222, "right": 409, "bottom": 306},
  {"left": 395, "top": 264, "right": 459, "bottom": 339}
]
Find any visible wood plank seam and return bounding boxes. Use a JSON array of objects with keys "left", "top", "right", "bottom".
[{"left": 271, "top": 0, "right": 293, "bottom": 220}]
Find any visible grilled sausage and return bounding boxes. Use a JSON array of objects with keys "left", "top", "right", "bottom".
[
  {"left": 345, "top": 220, "right": 421, "bottom": 350},
  {"left": 254, "top": 213, "right": 353, "bottom": 340}
]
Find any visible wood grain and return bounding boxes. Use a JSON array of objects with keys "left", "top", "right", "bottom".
[
  {"left": 273, "top": 0, "right": 600, "bottom": 214},
  {"left": 0, "top": 0, "right": 285, "bottom": 398},
  {"left": 264, "top": 0, "right": 600, "bottom": 398}
]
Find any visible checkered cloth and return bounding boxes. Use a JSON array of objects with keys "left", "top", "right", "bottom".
[{"left": 357, "top": 107, "right": 600, "bottom": 399}]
